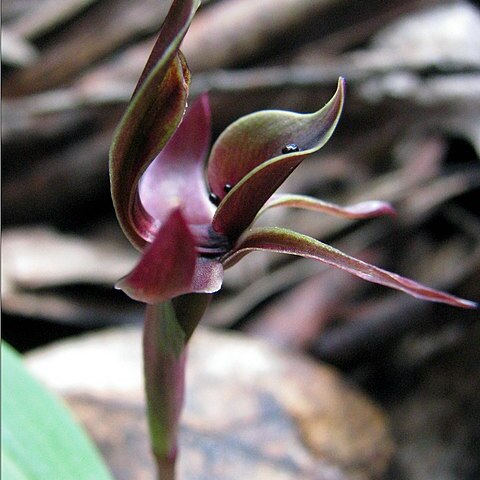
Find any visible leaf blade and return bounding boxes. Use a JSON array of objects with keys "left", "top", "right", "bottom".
[{"left": 1, "top": 342, "right": 113, "bottom": 480}]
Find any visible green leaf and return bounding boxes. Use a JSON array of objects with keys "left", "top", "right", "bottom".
[{"left": 1, "top": 342, "right": 113, "bottom": 480}]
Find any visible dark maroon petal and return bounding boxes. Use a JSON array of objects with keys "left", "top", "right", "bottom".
[
  {"left": 116, "top": 208, "right": 224, "bottom": 303},
  {"left": 211, "top": 78, "right": 345, "bottom": 239},
  {"left": 258, "top": 194, "right": 396, "bottom": 219},
  {"left": 115, "top": 208, "right": 197, "bottom": 303},
  {"left": 138, "top": 94, "right": 214, "bottom": 237},
  {"left": 223, "top": 227, "right": 477, "bottom": 309},
  {"left": 110, "top": 0, "right": 200, "bottom": 250}
]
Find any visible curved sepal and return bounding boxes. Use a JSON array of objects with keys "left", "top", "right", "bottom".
[
  {"left": 258, "top": 194, "right": 396, "bottom": 219},
  {"left": 223, "top": 227, "right": 477, "bottom": 309},
  {"left": 210, "top": 78, "right": 345, "bottom": 239},
  {"left": 109, "top": 0, "right": 200, "bottom": 250}
]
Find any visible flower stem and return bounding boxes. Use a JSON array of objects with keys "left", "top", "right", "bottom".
[
  {"left": 143, "top": 302, "right": 186, "bottom": 480},
  {"left": 154, "top": 453, "right": 177, "bottom": 480},
  {"left": 142, "top": 295, "right": 211, "bottom": 479}
]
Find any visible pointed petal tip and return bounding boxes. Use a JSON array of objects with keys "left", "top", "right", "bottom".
[
  {"left": 225, "top": 227, "right": 477, "bottom": 310},
  {"left": 386, "top": 271, "right": 478, "bottom": 309},
  {"left": 415, "top": 290, "right": 478, "bottom": 309},
  {"left": 459, "top": 299, "right": 478, "bottom": 309},
  {"left": 114, "top": 276, "right": 148, "bottom": 303},
  {"left": 441, "top": 297, "right": 477, "bottom": 309},
  {"left": 334, "top": 76, "right": 346, "bottom": 108},
  {"left": 351, "top": 200, "right": 397, "bottom": 218},
  {"left": 114, "top": 207, "right": 197, "bottom": 304}
]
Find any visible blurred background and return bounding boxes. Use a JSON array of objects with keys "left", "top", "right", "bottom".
[{"left": 2, "top": 0, "right": 480, "bottom": 478}]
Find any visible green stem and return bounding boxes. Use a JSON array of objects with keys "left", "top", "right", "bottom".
[{"left": 142, "top": 294, "right": 211, "bottom": 479}]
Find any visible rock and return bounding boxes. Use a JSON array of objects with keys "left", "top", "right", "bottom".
[{"left": 26, "top": 326, "right": 393, "bottom": 479}]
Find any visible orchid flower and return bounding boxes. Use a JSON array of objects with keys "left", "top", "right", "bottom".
[
  {"left": 109, "top": 0, "right": 476, "bottom": 477},
  {"left": 110, "top": 4, "right": 475, "bottom": 310}
]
